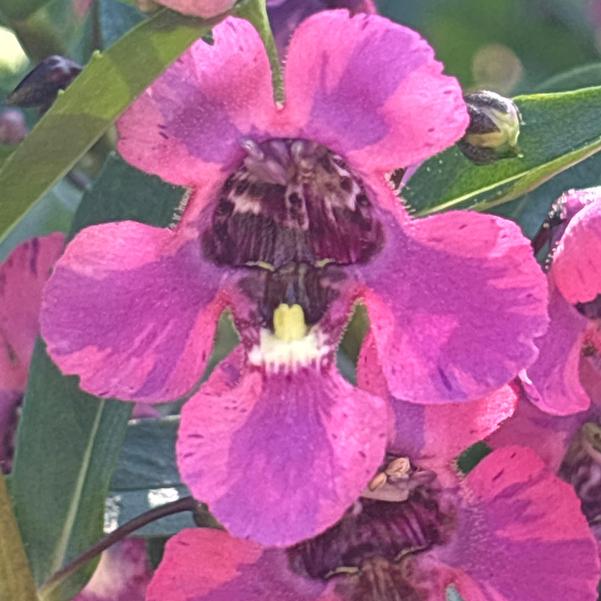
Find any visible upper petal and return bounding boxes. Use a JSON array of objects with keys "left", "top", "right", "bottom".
[
  {"left": 357, "top": 333, "right": 517, "bottom": 467},
  {"left": 553, "top": 196, "right": 601, "bottom": 304},
  {"left": 0, "top": 234, "right": 64, "bottom": 394},
  {"left": 40, "top": 218, "right": 228, "bottom": 403},
  {"left": 177, "top": 349, "right": 388, "bottom": 546},
  {"left": 357, "top": 199, "right": 549, "bottom": 404},
  {"left": 156, "top": 0, "right": 235, "bottom": 17},
  {"left": 431, "top": 446, "right": 600, "bottom": 601},
  {"left": 282, "top": 10, "right": 468, "bottom": 173},
  {"left": 146, "top": 529, "right": 337, "bottom": 601},
  {"left": 525, "top": 279, "right": 590, "bottom": 415},
  {"left": 117, "top": 17, "right": 277, "bottom": 187}
]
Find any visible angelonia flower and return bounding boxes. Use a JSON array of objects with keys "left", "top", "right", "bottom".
[
  {"left": 0, "top": 234, "right": 64, "bottom": 471},
  {"left": 144, "top": 347, "right": 599, "bottom": 601},
  {"left": 488, "top": 355, "right": 601, "bottom": 556},
  {"left": 267, "top": 0, "right": 376, "bottom": 55},
  {"left": 457, "top": 90, "right": 522, "bottom": 165},
  {"left": 73, "top": 540, "right": 152, "bottom": 601},
  {"left": 522, "top": 187, "right": 601, "bottom": 415},
  {"left": 41, "top": 11, "right": 549, "bottom": 545}
]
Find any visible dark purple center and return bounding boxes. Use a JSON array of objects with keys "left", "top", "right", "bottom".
[
  {"left": 202, "top": 138, "right": 384, "bottom": 329},
  {"left": 286, "top": 468, "right": 453, "bottom": 600}
]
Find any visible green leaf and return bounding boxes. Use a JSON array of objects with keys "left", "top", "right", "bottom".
[
  {"left": 404, "top": 86, "right": 601, "bottom": 216},
  {"left": 0, "top": 8, "right": 218, "bottom": 246},
  {"left": 11, "top": 343, "right": 132, "bottom": 601},
  {"left": 10, "top": 154, "right": 184, "bottom": 601},
  {"left": 108, "top": 417, "right": 200, "bottom": 538},
  {"left": 0, "top": 0, "right": 54, "bottom": 21},
  {"left": 0, "top": 473, "right": 37, "bottom": 601},
  {"left": 99, "top": 0, "right": 145, "bottom": 48},
  {"left": 456, "top": 442, "right": 491, "bottom": 474},
  {"left": 0, "top": 178, "right": 82, "bottom": 262}
]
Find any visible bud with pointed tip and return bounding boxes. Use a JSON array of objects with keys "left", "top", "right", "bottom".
[
  {"left": 457, "top": 90, "right": 522, "bottom": 165},
  {"left": 7, "top": 55, "right": 82, "bottom": 113}
]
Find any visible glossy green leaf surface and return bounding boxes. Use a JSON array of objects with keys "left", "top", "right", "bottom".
[
  {"left": 404, "top": 86, "right": 601, "bottom": 216},
  {"left": 0, "top": 8, "right": 215, "bottom": 246},
  {"left": 0, "top": 473, "right": 37, "bottom": 601}
]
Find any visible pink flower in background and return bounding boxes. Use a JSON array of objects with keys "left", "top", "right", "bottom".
[
  {"left": 73, "top": 540, "right": 152, "bottom": 601},
  {"left": 41, "top": 12, "right": 548, "bottom": 545},
  {"left": 155, "top": 0, "right": 235, "bottom": 17},
  {"left": 525, "top": 187, "right": 601, "bottom": 415},
  {"left": 145, "top": 445, "right": 599, "bottom": 601},
  {"left": 267, "top": 0, "right": 376, "bottom": 55},
  {"left": 0, "top": 234, "right": 64, "bottom": 471}
]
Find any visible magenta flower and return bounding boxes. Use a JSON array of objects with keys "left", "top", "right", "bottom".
[
  {"left": 0, "top": 234, "right": 64, "bottom": 471},
  {"left": 41, "top": 12, "right": 548, "bottom": 545},
  {"left": 267, "top": 0, "right": 376, "bottom": 55},
  {"left": 154, "top": 0, "right": 235, "bottom": 18},
  {"left": 524, "top": 187, "right": 601, "bottom": 415},
  {"left": 144, "top": 386, "right": 599, "bottom": 601}
]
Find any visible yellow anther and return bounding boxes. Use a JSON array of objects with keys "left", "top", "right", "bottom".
[{"left": 273, "top": 303, "right": 307, "bottom": 342}]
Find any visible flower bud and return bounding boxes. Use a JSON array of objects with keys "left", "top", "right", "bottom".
[
  {"left": 0, "top": 108, "right": 27, "bottom": 145},
  {"left": 457, "top": 90, "right": 522, "bottom": 165},
  {"left": 7, "top": 55, "right": 82, "bottom": 113}
]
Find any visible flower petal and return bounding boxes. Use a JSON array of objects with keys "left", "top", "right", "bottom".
[
  {"left": 431, "top": 446, "right": 600, "bottom": 601},
  {"left": 552, "top": 193, "right": 601, "bottom": 304},
  {"left": 156, "top": 0, "right": 235, "bottom": 18},
  {"left": 117, "top": 18, "right": 276, "bottom": 187},
  {"left": 267, "top": 0, "right": 375, "bottom": 57},
  {"left": 146, "top": 529, "right": 337, "bottom": 601},
  {"left": 40, "top": 220, "right": 228, "bottom": 402},
  {"left": 74, "top": 540, "right": 151, "bottom": 601},
  {"left": 358, "top": 333, "right": 517, "bottom": 466},
  {"left": 525, "top": 280, "right": 590, "bottom": 415},
  {"left": 282, "top": 10, "right": 468, "bottom": 173},
  {"left": 0, "top": 234, "right": 64, "bottom": 394},
  {"left": 177, "top": 349, "right": 388, "bottom": 546},
  {"left": 358, "top": 201, "right": 549, "bottom": 404},
  {"left": 487, "top": 390, "right": 585, "bottom": 473}
]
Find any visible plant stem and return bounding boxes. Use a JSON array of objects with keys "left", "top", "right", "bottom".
[{"left": 39, "top": 496, "right": 200, "bottom": 598}]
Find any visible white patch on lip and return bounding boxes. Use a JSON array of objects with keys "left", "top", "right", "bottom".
[{"left": 248, "top": 326, "right": 331, "bottom": 373}]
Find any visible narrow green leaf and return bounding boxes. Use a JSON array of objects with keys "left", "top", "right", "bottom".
[
  {"left": 0, "top": 473, "right": 37, "bottom": 601},
  {"left": 0, "top": 0, "right": 54, "bottom": 21},
  {"left": 11, "top": 154, "right": 184, "bottom": 601},
  {"left": 404, "top": 86, "right": 601, "bottom": 215},
  {"left": 11, "top": 343, "right": 132, "bottom": 601},
  {"left": 0, "top": 8, "right": 218, "bottom": 245}
]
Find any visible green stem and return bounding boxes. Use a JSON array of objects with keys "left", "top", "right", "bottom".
[
  {"left": 39, "top": 496, "right": 200, "bottom": 599},
  {"left": 235, "top": 0, "right": 283, "bottom": 102},
  {"left": 0, "top": 473, "right": 38, "bottom": 601}
]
